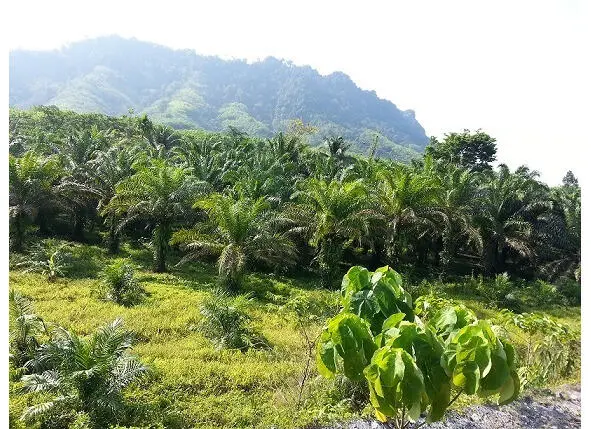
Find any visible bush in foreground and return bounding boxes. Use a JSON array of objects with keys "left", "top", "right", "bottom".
[
  {"left": 20, "top": 318, "right": 149, "bottom": 428},
  {"left": 195, "top": 290, "right": 268, "bottom": 351},
  {"left": 316, "top": 266, "right": 521, "bottom": 428},
  {"left": 99, "top": 260, "right": 145, "bottom": 306}
]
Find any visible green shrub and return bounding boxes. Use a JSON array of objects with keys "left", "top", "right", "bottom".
[
  {"left": 99, "top": 260, "right": 145, "bottom": 306},
  {"left": 316, "top": 266, "right": 521, "bottom": 428},
  {"left": 556, "top": 278, "right": 581, "bottom": 305},
  {"left": 15, "top": 239, "right": 72, "bottom": 281},
  {"left": 476, "top": 272, "right": 512, "bottom": 304},
  {"left": 325, "top": 375, "right": 369, "bottom": 412},
  {"left": 195, "top": 290, "right": 268, "bottom": 351},
  {"left": 497, "top": 310, "right": 579, "bottom": 388},
  {"left": 9, "top": 290, "right": 47, "bottom": 370},
  {"left": 21, "top": 319, "right": 150, "bottom": 428}
]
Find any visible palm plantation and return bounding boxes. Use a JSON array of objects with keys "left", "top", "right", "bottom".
[{"left": 8, "top": 107, "right": 581, "bottom": 428}]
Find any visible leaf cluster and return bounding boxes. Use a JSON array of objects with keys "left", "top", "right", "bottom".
[{"left": 316, "top": 266, "right": 521, "bottom": 426}]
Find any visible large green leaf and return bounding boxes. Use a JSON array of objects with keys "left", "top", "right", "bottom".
[
  {"left": 350, "top": 290, "right": 380, "bottom": 321},
  {"left": 498, "top": 369, "right": 521, "bottom": 405},
  {"left": 341, "top": 266, "right": 414, "bottom": 335},
  {"left": 316, "top": 331, "right": 337, "bottom": 378},
  {"left": 317, "top": 265, "right": 522, "bottom": 424},
  {"left": 315, "top": 312, "right": 376, "bottom": 381},
  {"left": 364, "top": 346, "right": 426, "bottom": 422}
]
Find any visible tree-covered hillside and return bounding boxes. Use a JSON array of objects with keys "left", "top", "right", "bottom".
[{"left": 9, "top": 36, "right": 427, "bottom": 161}]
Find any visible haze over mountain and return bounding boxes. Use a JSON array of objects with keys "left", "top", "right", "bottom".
[{"left": 9, "top": 36, "right": 429, "bottom": 161}]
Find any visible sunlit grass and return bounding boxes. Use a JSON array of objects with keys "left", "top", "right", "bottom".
[{"left": 8, "top": 243, "right": 581, "bottom": 428}]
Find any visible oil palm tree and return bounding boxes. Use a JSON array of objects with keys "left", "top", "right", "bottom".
[
  {"left": 21, "top": 319, "right": 149, "bottom": 428},
  {"left": 107, "top": 159, "right": 207, "bottom": 272},
  {"left": 266, "top": 132, "right": 304, "bottom": 164},
  {"left": 288, "top": 178, "right": 374, "bottom": 288},
  {"left": 68, "top": 144, "right": 139, "bottom": 253},
  {"left": 540, "top": 179, "right": 581, "bottom": 281},
  {"left": 55, "top": 127, "right": 112, "bottom": 241},
  {"left": 137, "top": 114, "right": 179, "bottom": 157},
  {"left": 475, "top": 164, "right": 552, "bottom": 275},
  {"left": 9, "top": 290, "right": 47, "bottom": 370},
  {"left": 223, "top": 147, "right": 300, "bottom": 204},
  {"left": 324, "top": 135, "right": 350, "bottom": 160},
  {"left": 171, "top": 133, "right": 233, "bottom": 191},
  {"left": 374, "top": 163, "right": 445, "bottom": 266},
  {"left": 172, "top": 193, "right": 297, "bottom": 290},
  {"left": 436, "top": 164, "right": 483, "bottom": 271},
  {"left": 9, "top": 152, "right": 63, "bottom": 251}
]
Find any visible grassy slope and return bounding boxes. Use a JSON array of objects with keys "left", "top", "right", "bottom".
[{"left": 8, "top": 244, "right": 581, "bottom": 428}]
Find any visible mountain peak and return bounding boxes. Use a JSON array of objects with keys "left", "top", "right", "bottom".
[{"left": 9, "top": 37, "right": 428, "bottom": 160}]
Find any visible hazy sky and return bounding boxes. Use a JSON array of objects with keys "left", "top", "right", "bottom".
[{"left": 7, "top": 0, "right": 590, "bottom": 184}]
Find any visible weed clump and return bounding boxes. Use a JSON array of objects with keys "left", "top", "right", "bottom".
[
  {"left": 195, "top": 290, "right": 268, "bottom": 351},
  {"left": 99, "top": 260, "right": 145, "bottom": 306}
]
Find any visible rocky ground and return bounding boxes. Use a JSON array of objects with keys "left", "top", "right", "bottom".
[{"left": 329, "top": 384, "right": 581, "bottom": 429}]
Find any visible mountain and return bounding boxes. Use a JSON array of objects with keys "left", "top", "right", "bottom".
[{"left": 9, "top": 36, "right": 429, "bottom": 160}]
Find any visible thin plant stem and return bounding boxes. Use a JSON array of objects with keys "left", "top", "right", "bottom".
[{"left": 448, "top": 388, "right": 464, "bottom": 407}]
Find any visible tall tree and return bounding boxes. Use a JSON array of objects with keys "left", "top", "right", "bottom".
[
  {"left": 374, "top": 163, "right": 445, "bottom": 267},
  {"left": 55, "top": 127, "right": 111, "bottom": 241},
  {"left": 63, "top": 144, "right": 139, "bottom": 253},
  {"left": 9, "top": 152, "right": 63, "bottom": 251},
  {"left": 107, "top": 159, "right": 206, "bottom": 272},
  {"left": 173, "top": 194, "right": 297, "bottom": 290},
  {"left": 540, "top": 172, "right": 581, "bottom": 281},
  {"left": 426, "top": 130, "right": 497, "bottom": 171},
  {"left": 475, "top": 164, "right": 551, "bottom": 275},
  {"left": 436, "top": 164, "right": 483, "bottom": 272},
  {"left": 288, "top": 178, "right": 374, "bottom": 288}
]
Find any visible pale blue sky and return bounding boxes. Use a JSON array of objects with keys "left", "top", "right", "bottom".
[{"left": 6, "top": 0, "right": 590, "bottom": 185}]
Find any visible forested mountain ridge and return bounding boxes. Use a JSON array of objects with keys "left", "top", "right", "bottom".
[{"left": 9, "top": 36, "right": 428, "bottom": 161}]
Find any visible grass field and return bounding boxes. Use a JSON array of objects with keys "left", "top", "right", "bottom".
[{"left": 8, "top": 243, "right": 581, "bottom": 429}]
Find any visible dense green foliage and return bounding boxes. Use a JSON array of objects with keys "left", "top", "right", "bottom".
[
  {"left": 9, "top": 290, "right": 47, "bottom": 370},
  {"left": 14, "top": 239, "right": 72, "bottom": 282},
  {"left": 99, "top": 260, "right": 145, "bottom": 306},
  {"left": 8, "top": 106, "right": 581, "bottom": 428},
  {"left": 9, "top": 36, "right": 428, "bottom": 159},
  {"left": 317, "top": 266, "right": 520, "bottom": 427},
  {"left": 195, "top": 290, "right": 267, "bottom": 351},
  {"left": 172, "top": 193, "right": 297, "bottom": 290},
  {"left": 9, "top": 106, "right": 580, "bottom": 293},
  {"left": 20, "top": 318, "right": 149, "bottom": 428}
]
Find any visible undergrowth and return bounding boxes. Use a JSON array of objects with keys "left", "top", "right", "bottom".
[{"left": 8, "top": 244, "right": 581, "bottom": 428}]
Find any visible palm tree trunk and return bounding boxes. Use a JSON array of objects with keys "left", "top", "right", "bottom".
[
  {"left": 11, "top": 214, "right": 24, "bottom": 252},
  {"left": 483, "top": 239, "right": 498, "bottom": 275},
  {"left": 107, "top": 216, "right": 119, "bottom": 254},
  {"left": 153, "top": 223, "right": 171, "bottom": 273},
  {"left": 36, "top": 209, "right": 50, "bottom": 236},
  {"left": 318, "top": 236, "right": 342, "bottom": 289},
  {"left": 441, "top": 232, "right": 455, "bottom": 273},
  {"left": 370, "top": 240, "right": 386, "bottom": 270},
  {"left": 73, "top": 207, "right": 86, "bottom": 242},
  {"left": 497, "top": 243, "right": 507, "bottom": 273}
]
